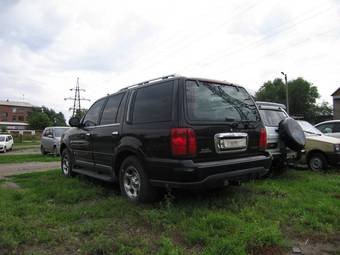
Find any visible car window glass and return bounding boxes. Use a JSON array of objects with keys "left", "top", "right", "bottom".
[
  {"left": 83, "top": 99, "right": 106, "bottom": 127},
  {"left": 317, "top": 123, "right": 334, "bottom": 133},
  {"left": 185, "top": 80, "right": 259, "bottom": 122},
  {"left": 100, "top": 94, "right": 124, "bottom": 125},
  {"left": 6, "top": 136, "right": 9, "bottom": 141},
  {"left": 0, "top": 136, "right": 4, "bottom": 142},
  {"left": 259, "top": 109, "right": 287, "bottom": 127},
  {"left": 132, "top": 81, "right": 173, "bottom": 123},
  {"left": 333, "top": 123, "right": 340, "bottom": 132}
]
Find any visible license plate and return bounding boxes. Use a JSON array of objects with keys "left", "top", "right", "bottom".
[{"left": 220, "top": 138, "right": 247, "bottom": 149}]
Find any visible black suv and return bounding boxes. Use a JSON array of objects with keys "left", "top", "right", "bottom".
[{"left": 60, "top": 75, "right": 271, "bottom": 202}]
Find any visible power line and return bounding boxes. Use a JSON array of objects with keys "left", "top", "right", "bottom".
[{"left": 184, "top": 4, "right": 337, "bottom": 74}]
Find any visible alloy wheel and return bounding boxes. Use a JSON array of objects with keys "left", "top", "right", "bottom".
[{"left": 123, "top": 166, "right": 141, "bottom": 199}]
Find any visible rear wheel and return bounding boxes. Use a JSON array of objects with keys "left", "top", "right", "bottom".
[
  {"left": 53, "top": 146, "right": 58, "bottom": 156},
  {"left": 119, "top": 156, "right": 158, "bottom": 203},
  {"left": 61, "top": 149, "right": 74, "bottom": 177},
  {"left": 308, "top": 153, "right": 327, "bottom": 171}
]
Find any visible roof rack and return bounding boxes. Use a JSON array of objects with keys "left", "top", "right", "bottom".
[{"left": 119, "top": 74, "right": 178, "bottom": 91}]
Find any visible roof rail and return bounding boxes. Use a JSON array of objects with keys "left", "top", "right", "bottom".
[{"left": 119, "top": 74, "right": 178, "bottom": 91}]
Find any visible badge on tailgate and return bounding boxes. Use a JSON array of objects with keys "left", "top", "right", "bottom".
[{"left": 214, "top": 133, "right": 248, "bottom": 153}]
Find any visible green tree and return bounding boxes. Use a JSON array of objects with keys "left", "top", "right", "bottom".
[
  {"left": 27, "top": 108, "right": 52, "bottom": 130},
  {"left": 41, "top": 106, "right": 66, "bottom": 126},
  {"left": 255, "top": 77, "right": 323, "bottom": 121}
]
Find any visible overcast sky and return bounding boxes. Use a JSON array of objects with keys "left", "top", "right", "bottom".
[{"left": 1, "top": 0, "right": 340, "bottom": 119}]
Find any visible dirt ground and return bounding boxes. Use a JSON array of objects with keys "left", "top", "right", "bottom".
[{"left": 0, "top": 162, "right": 60, "bottom": 179}]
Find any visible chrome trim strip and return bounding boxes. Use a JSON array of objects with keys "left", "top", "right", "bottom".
[
  {"left": 214, "top": 132, "right": 248, "bottom": 154},
  {"left": 85, "top": 123, "right": 120, "bottom": 129}
]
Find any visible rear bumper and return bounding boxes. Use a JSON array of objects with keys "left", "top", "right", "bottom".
[{"left": 146, "top": 154, "right": 272, "bottom": 189}]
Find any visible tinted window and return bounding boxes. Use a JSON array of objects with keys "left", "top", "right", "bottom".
[
  {"left": 259, "top": 109, "right": 287, "bottom": 127},
  {"left": 83, "top": 99, "right": 105, "bottom": 127},
  {"left": 186, "top": 80, "right": 259, "bottom": 122},
  {"left": 316, "top": 123, "right": 334, "bottom": 133},
  {"left": 100, "top": 94, "right": 124, "bottom": 125},
  {"left": 132, "top": 82, "right": 173, "bottom": 123}
]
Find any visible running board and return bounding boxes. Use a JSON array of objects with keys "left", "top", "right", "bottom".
[{"left": 72, "top": 168, "right": 114, "bottom": 182}]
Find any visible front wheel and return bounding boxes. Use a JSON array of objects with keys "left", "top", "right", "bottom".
[
  {"left": 41, "top": 145, "right": 47, "bottom": 155},
  {"left": 308, "top": 153, "right": 327, "bottom": 171},
  {"left": 119, "top": 156, "right": 159, "bottom": 203},
  {"left": 61, "top": 149, "right": 74, "bottom": 177},
  {"left": 3, "top": 147, "right": 6, "bottom": 153}
]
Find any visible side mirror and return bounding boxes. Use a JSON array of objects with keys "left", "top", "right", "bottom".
[
  {"left": 69, "top": 117, "right": 81, "bottom": 127},
  {"left": 47, "top": 134, "right": 53, "bottom": 138}
]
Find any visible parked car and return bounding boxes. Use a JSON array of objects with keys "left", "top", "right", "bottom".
[
  {"left": 60, "top": 75, "right": 272, "bottom": 202},
  {"left": 256, "top": 101, "right": 304, "bottom": 169},
  {"left": 41, "top": 127, "right": 70, "bottom": 156},
  {"left": 315, "top": 120, "right": 340, "bottom": 138},
  {"left": 0, "top": 134, "right": 14, "bottom": 153},
  {"left": 297, "top": 120, "right": 340, "bottom": 170}
]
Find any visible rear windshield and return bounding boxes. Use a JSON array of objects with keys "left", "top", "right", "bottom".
[
  {"left": 185, "top": 80, "right": 259, "bottom": 122},
  {"left": 54, "top": 128, "right": 69, "bottom": 137},
  {"left": 259, "top": 109, "right": 287, "bottom": 127}
]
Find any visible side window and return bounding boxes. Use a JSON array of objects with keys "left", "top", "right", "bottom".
[
  {"left": 43, "top": 129, "right": 49, "bottom": 137},
  {"left": 317, "top": 123, "right": 334, "bottom": 133},
  {"left": 83, "top": 99, "right": 106, "bottom": 127},
  {"left": 100, "top": 94, "right": 124, "bottom": 125},
  {"left": 132, "top": 81, "right": 173, "bottom": 123},
  {"left": 333, "top": 123, "right": 340, "bottom": 133},
  {"left": 6, "top": 136, "right": 9, "bottom": 142}
]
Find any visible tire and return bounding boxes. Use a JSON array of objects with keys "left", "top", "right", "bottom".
[
  {"left": 279, "top": 118, "right": 306, "bottom": 152},
  {"left": 40, "top": 145, "right": 47, "bottom": 155},
  {"left": 53, "top": 146, "right": 59, "bottom": 156},
  {"left": 61, "top": 149, "right": 74, "bottom": 177},
  {"left": 308, "top": 152, "right": 327, "bottom": 171},
  {"left": 3, "top": 147, "right": 6, "bottom": 153},
  {"left": 119, "top": 156, "right": 158, "bottom": 203}
]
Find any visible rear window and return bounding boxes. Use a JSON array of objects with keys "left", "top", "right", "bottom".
[
  {"left": 185, "top": 80, "right": 259, "bottom": 122},
  {"left": 132, "top": 81, "right": 173, "bottom": 123},
  {"left": 54, "top": 128, "right": 69, "bottom": 137},
  {"left": 259, "top": 109, "right": 287, "bottom": 127}
]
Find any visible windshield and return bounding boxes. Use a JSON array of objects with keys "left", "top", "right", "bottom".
[
  {"left": 54, "top": 128, "right": 69, "bottom": 137},
  {"left": 259, "top": 109, "right": 287, "bottom": 127},
  {"left": 0, "top": 136, "right": 5, "bottom": 142},
  {"left": 185, "top": 80, "right": 260, "bottom": 122},
  {"left": 297, "top": 121, "right": 322, "bottom": 135}
]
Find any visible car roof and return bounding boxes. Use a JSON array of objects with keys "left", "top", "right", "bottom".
[{"left": 315, "top": 120, "right": 340, "bottom": 126}]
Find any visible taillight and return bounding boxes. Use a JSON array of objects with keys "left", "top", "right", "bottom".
[
  {"left": 171, "top": 128, "right": 197, "bottom": 156},
  {"left": 259, "top": 127, "right": 267, "bottom": 150}
]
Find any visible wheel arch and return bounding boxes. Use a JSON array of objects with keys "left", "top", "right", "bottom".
[{"left": 306, "top": 149, "right": 328, "bottom": 163}]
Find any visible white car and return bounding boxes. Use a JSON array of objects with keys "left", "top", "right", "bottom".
[
  {"left": 0, "top": 134, "right": 14, "bottom": 153},
  {"left": 315, "top": 120, "right": 340, "bottom": 139}
]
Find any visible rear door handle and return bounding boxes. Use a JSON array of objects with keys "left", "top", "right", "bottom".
[{"left": 112, "top": 131, "right": 119, "bottom": 136}]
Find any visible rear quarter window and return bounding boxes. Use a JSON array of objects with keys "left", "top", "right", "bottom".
[
  {"left": 132, "top": 81, "right": 173, "bottom": 123},
  {"left": 259, "top": 109, "right": 287, "bottom": 127}
]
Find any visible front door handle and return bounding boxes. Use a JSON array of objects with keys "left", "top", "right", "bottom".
[
  {"left": 86, "top": 133, "right": 91, "bottom": 137},
  {"left": 112, "top": 131, "right": 119, "bottom": 136}
]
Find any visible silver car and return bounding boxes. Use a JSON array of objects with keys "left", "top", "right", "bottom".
[
  {"left": 257, "top": 101, "right": 297, "bottom": 167},
  {"left": 315, "top": 120, "right": 340, "bottom": 139},
  {"left": 41, "top": 127, "right": 70, "bottom": 155}
]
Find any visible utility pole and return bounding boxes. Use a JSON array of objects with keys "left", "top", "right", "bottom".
[
  {"left": 281, "top": 72, "right": 289, "bottom": 114},
  {"left": 64, "top": 77, "right": 90, "bottom": 117}
]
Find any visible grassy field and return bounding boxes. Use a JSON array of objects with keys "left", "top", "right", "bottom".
[
  {"left": 13, "top": 141, "right": 40, "bottom": 149},
  {"left": 0, "top": 154, "right": 59, "bottom": 164},
  {"left": 0, "top": 169, "right": 339, "bottom": 255}
]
